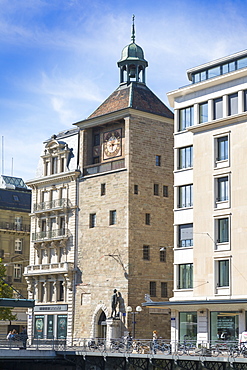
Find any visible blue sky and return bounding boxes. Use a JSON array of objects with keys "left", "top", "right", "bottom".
[{"left": 1, "top": 0, "right": 247, "bottom": 181}]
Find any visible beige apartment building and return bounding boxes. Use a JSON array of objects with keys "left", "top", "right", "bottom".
[
  {"left": 0, "top": 175, "right": 31, "bottom": 335},
  {"left": 25, "top": 22, "right": 174, "bottom": 341},
  {"left": 144, "top": 49, "right": 247, "bottom": 343},
  {"left": 25, "top": 129, "right": 80, "bottom": 340}
]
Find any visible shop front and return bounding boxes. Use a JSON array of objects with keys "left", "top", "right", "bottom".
[
  {"left": 142, "top": 299, "right": 247, "bottom": 344},
  {"left": 33, "top": 304, "right": 68, "bottom": 339}
]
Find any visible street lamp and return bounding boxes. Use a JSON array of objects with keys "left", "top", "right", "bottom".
[{"left": 126, "top": 305, "right": 142, "bottom": 338}]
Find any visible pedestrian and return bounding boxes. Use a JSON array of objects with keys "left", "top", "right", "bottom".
[
  {"left": 6, "top": 331, "right": 12, "bottom": 340},
  {"left": 152, "top": 330, "right": 158, "bottom": 354},
  {"left": 20, "top": 327, "right": 28, "bottom": 349}
]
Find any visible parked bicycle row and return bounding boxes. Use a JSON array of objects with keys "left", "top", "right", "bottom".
[{"left": 0, "top": 334, "right": 247, "bottom": 358}]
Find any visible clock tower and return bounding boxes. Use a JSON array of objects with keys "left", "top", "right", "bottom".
[{"left": 74, "top": 18, "right": 174, "bottom": 340}]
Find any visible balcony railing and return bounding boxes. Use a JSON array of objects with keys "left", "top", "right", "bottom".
[
  {"left": 33, "top": 198, "right": 71, "bottom": 212},
  {"left": 32, "top": 228, "right": 69, "bottom": 242},
  {"left": 0, "top": 222, "right": 30, "bottom": 232},
  {"left": 84, "top": 159, "right": 125, "bottom": 176},
  {"left": 24, "top": 261, "right": 74, "bottom": 275}
]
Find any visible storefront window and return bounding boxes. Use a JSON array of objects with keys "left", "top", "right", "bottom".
[
  {"left": 210, "top": 312, "right": 239, "bottom": 341},
  {"left": 179, "top": 312, "right": 197, "bottom": 341},
  {"left": 34, "top": 315, "right": 44, "bottom": 339},
  {"left": 57, "top": 315, "right": 67, "bottom": 339},
  {"left": 47, "top": 315, "right": 54, "bottom": 339}
]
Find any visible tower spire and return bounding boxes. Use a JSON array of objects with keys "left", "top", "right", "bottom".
[{"left": 131, "top": 14, "right": 135, "bottom": 43}]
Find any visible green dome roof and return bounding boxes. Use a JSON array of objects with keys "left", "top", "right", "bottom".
[{"left": 120, "top": 42, "right": 145, "bottom": 62}]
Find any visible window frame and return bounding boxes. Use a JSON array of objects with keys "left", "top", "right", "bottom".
[
  {"left": 145, "top": 213, "right": 151, "bottom": 225},
  {"left": 213, "top": 97, "right": 223, "bottom": 120},
  {"left": 216, "top": 176, "right": 229, "bottom": 203},
  {"left": 143, "top": 245, "right": 150, "bottom": 261},
  {"left": 179, "top": 106, "right": 194, "bottom": 131},
  {"left": 199, "top": 102, "right": 208, "bottom": 124},
  {"left": 178, "top": 224, "right": 193, "bottom": 248},
  {"left": 89, "top": 213, "right": 96, "bottom": 228},
  {"left": 160, "top": 247, "right": 166, "bottom": 262},
  {"left": 217, "top": 259, "right": 230, "bottom": 288},
  {"left": 178, "top": 263, "right": 193, "bottom": 290},
  {"left": 149, "top": 281, "right": 156, "bottom": 297},
  {"left": 178, "top": 184, "right": 193, "bottom": 208},
  {"left": 178, "top": 146, "right": 193, "bottom": 170},
  {"left": 161, "top": 282, "right": 168, "bottom": 298},
  {"left": 155, "top": 155, "right": 161, "bottom": 166},
  {"left": 228, "top": 93, "right": 238, "bottom": 116},
  {"left": 216, "top": 135, "right": 229, "bottom": 162},
  {"left": 109, "top": 210, "right": 117, "bottom": 225},
  {"left": 15, "top": 238, "right": 23, "bottom": 253},
  {"left": 216, "top": 217, "right": 229, "bottom": 244},
  {"left": 154, "top": 184, "right": 159, "bottom": 196}
]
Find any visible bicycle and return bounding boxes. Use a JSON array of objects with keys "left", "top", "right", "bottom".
[{"left": 151, "top": 339, "right": 171, "bottom": 355}]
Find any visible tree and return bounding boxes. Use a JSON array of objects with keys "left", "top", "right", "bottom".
[{"left": 0, "top": 260, "right": 17, "bottom": 321}]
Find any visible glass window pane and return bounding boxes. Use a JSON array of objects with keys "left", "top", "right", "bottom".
[
  {"left": 194, "top": 73, "right": 200, "bottom": 83},
  {"left": 178, "top": 263, "right": 193, "bottom": 289},
  {"left": 57, "top": 315, "right": 67, "bottom": 339},
  {"left": 208, "top": 66, "right": 221, "bottom": 79},
  {"left": 229, "top": 93, "right": 238, "bottom": 116},
  {"left": 179, "top": 224, "right": 193, "bottom": 247},
  {"left": 214, "top": 98, "right": 223, "bottom": 120},
  {"left": 219, "top": 260, "right": 229, "bottom": 287},
  {"left": 237, "top": 57, "right": 247, "bottom": 69},
  {"left": 199, "top": 102, "right": 208, "bottom": 123},
  {"left": 179, "top": 312, "right": 197, "bottom": 341},
  {"left": 222, "top": 64, "right": 229, "bottom": 74},
  {"left": 218, "top": 177, "right": 228, "bottom": 201},
  {"left": 229, "top": 61, "right": 236, "bottom": 72},
  {"left": 179, "top": 107, "right": 194, "bottom": 131},
  {"left": 218, "top": 218, "right": 229, "bottom": 243},
  {"left": 210, "top": 312, "right": 239, "bottom": 341},
  {"left": 201, "top": 71, "right": 207, "bottom": 81},
  {"left": 217, "top": 136, "right": 228, "bottom": 161}
]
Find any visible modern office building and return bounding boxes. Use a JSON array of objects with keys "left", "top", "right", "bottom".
[
  {"left": 144, "top": 49, "right": 247, "bottom": 343},
  {"left": 25, "top": 21, "right": 174, "bottom": 340},
  {"left": 0, "top": 175, "right": 31, "bottom": 334}
]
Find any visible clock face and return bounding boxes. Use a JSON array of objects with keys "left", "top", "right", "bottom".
[{"left": 103, "top": 129, "right": 122, "bottom": 159}]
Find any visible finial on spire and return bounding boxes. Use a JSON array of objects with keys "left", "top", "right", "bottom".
[{"left": 131, "top": 14, "right": 135, "bottom": 43}]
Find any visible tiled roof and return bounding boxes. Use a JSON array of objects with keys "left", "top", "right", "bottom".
[
  {"left": 88, "top": 82, "right": 174, "bottom": 119},
  {"left": 0, "top": 188, "right": 31, "bottom": 212}
]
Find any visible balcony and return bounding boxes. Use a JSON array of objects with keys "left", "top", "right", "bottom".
[
  {"left": 83, "top": 159, "right": 125, "bottom": 176},
  {"left": 33, "top": 198, "right": 72, "bottom": 213},
  {"left": 24, "top": 261, "right": 74, "bottom": 276},
  {"left": 32, "top": 228, "right": 70, "bottom": 242},
  {"left": 0, "top": 222, "right": 30, "bottom": 233}
]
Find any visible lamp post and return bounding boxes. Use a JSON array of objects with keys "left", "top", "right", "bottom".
[{"left": 126, "top": 305, "right": 142, "bottom": 338}]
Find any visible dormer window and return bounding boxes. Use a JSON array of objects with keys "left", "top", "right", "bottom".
[
  {"left": 42, "top": 138, "right": 71, "bottom": 177},
  {"left": 51, "top": 157, "right": 58, "bottom": 174}
]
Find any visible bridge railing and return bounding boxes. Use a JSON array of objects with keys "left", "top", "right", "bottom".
[{"left": 1, "top": 335, "right": 247, "bottom": 359}]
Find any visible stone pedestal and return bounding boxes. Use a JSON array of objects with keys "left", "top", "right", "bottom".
[{"left": 106, "top": 318, "right": 121, "bottom": 347}]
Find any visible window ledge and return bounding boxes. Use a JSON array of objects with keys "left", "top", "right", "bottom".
[{"left": 174, "top": 246, "right": 193, "bottom": 250}]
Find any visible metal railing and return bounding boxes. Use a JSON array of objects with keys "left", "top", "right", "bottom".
[
  {"left": 2, "top": 336, "right": 247, "bottom": 359},
  {"left": 33, "top": 198, "right": 71, "bottom": 212},
  {"left": 0, "top": 222, "right": 30, "bottom": 232},
  {"left": 32, "top": 228, "right": 69, "bottom": 242}
]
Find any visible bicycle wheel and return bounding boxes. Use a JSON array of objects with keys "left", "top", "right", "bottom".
[
  {"left": 210, "top": 345, "right": 220, "bottom": 357},
  {"left": 162, "top": 344, "right": 171, "bottom": 355},
  {"left": 177, "top": 344, "right": 186, "bottom": 356}
]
